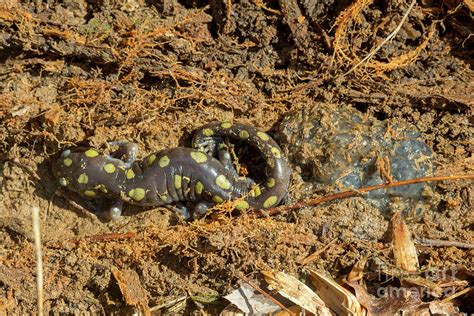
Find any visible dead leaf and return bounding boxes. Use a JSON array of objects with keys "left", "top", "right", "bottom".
[
  {"left": 463, "top": 0, "right": 474, "bottom": 13},
  {"left": 391, "top": 211, "right": 419, "bottom": 272},
  {"left": 347, "top": 256, "right": 368, "bottom": 283},
  {"left": 309, "top": 270, "right": 366, "bottom": 316},
  {"left": 429, "top": 300, "right": 459, "bottom": 314},
  {"left": 262, "top": 270, "right": 332, "bottom": 315},
  {"left": 111, "top": 266, "right": 150, "bottom": 316},
  {"left": 224, "top": 283, "right": 280, "bottom": 314}
]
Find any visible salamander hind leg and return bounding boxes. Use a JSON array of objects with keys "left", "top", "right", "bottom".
[{"left": 216, "top": 143, "right": 240, "bottom": 178}]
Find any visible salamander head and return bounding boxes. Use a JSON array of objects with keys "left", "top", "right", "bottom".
[{"left": 52, "top": 148, "right": 104, "bottom": 197}]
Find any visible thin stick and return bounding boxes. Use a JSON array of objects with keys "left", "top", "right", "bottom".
[
  {"left": 149, "top": 295, "right": 187, "bottom": 312},
  {"left": 300, "top": 238, "right": 338, "bottom": 265},
  {"left": 442, "top": 287, "right": 472, "bottom": 302},
  {"left": 341, "top": 0, "right": 417, "bottom": 77},
  {"left": 414, "top": 237, "right": 474, "bottom": 249},
  {"left": 32, "top": 206, "right": 44, "bottom": 316},
  {"left": 238, "top": 273, "right": 295, "bottom": 315},
  {"left": 260, "top": 174, "right": 474, "bottom": 216}
]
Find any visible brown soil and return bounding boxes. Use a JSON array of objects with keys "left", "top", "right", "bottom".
[{"left": 0, "top": 0, "right": 472, "bottom": 314}]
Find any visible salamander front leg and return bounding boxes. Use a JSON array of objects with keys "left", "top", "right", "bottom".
[
  {"left": 108, "top": 141, "right": 139, "bottom": 164},
  {"left": 193, "top": 201, "right": 215, "bottom": 217},
  {"left": 192, "top": 136, "right": 223, "bottom": 157},
  {"left": 167, "top": 202, "right": 214, "bottom": 219},
  {"left": 166, "top": 203, "right": 191, "bottom": 219}
]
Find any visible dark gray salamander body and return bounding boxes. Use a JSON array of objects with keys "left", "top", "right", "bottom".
[{"left": 52, "top": 122, "right": 291, "bottom": 219}]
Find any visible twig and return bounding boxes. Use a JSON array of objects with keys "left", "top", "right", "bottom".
[
  {"left": 58, "top": 232, "right": 137, "bottom": 246},
  {"left": 442, "top": 287, "right": 472, "bottom": 302},
  {"left": 340, "top": 0, "right": 417, "bottom": 78},
  {"left": 237, "top": 273, "right": 295, "bottom": 315},
  {"left": 53, "top": 190, "right": 99, "bottom": 221},
  {"left": 10, "top": 158, "right": 41, "bottom": 181},
  {"left": 149, "top": 295, "right": 187, "bottom": 312},
  {"left": 32, "top": 206, "right": 44, "bottom": 316},
  {"left": 414, "top": 237, "right": 474, "bottom": 249},
  {"left": 300, "top": 238, "right": 338, "bottom": 265},
  {"left": 260, "top": 174, "right": 474, "bottom": 216}
]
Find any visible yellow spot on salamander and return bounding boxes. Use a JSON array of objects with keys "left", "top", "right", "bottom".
[
  {"left": 128, "top": 188, "right": 146, "bottom": 201},
  {"left": 95, "top": 184, "right": 108, "bottom": 193},
  {"left": 159, "top": 155, "right": 170, "bottom": 168},
  {"left": 63, "top": 158, "right": 72, "bottom": 167},
  {"left": 239, "top": 130, "right": 249, "bottom": 139},
  {"left": 257, "top": 131, "right": 270, "bottom": 141},
  {"left": 77, "top": 173, "right": 88, "bottom": 184},
  {"left": 103, "top": 163, "right": 116, "bottom": 173},
  {"left": 147, "top": 154, "right": 156, "bottom": 166},
  {"left": 59, "top": 177, "right": 69, "bottom": 187},
  {"left": 85, "top": 149, "right": 99, "bottom": 158},
  {"left": 191, "top": 151, "right": 208, "bottom": 163},
  {"left": 266, "top": 178, "right": 276, "bottom": 188},
  {"left": 271, "top": 147, "right": 281, "bottom": 158},
  {"left": 249, "top": 185, "right": 262, "bottom": 197},
  {"left": 221, "top": 122, "right": 232, "bottom": 129},
  {"left": 195, "top": 181, "right": 204, "bottom": 195},
  {"left": 215, "top": 175, "right": 231, "bottom": 190},
  {"left": 160, "top": 195, "right": 168, "bottom": 202},
  {"left": 174, "top": 175, "right": 182, "bottom": 189},
  {"left": 235, "top": 200, "right": 249, "bottom": 211},
  {"left": 263, "top": 195, "right": 278, "bottom": 208},
  {"left": 203, "top": 128, "right": 214, "bottom": 136},
  {"left": 84, "top": 190, "right": 96, "bottom": 197},
  {"left": 125, "top": 169, "right": 135, "bottom": 179},
  {"left": 212, "top": 195, "right": 224, "bottom": 203}
]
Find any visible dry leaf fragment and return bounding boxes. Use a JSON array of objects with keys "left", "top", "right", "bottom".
[
  {"left": 429, "top": 300, "right": 460, "bottom": 314},
  {"left": 111, "top": 266, "right": 150, "bottom": 316},
  {"left": 344, "top": 258, "right": 373, "bottom": 312},
  {"left": 347, "top": 256, "right": 368, "bottom": 283},
  {"left": 43, "top": 104, "right": 62, "bottom": 125},
  {"left": 391, "top": 211, "right": 419, "bottom": 272},
  {"left": 220, "top": 304, "right": 246, "bottom": 316},
  {"left": 463, "top": 0, "right": 474, "bottom": 12},
  {"left": 309, "top": 270, "right": 366, "bottom": 316},
  {"left": 262, "top": 270, "right": 332, "bottom": 315},
  {"left": 274, "top": 305, "right": 305, "bottom": 315},
  {"left": 224, "top": 283, "right": 280, "bottom": 314}
]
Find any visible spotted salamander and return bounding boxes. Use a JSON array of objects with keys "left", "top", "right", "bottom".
[{"left": 52, "top": 122, "right": 291, "bottom": 219}]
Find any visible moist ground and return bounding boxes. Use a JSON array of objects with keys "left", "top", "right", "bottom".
[{"left": 0, "top": 0, "right": 472, "bottom": 313}]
